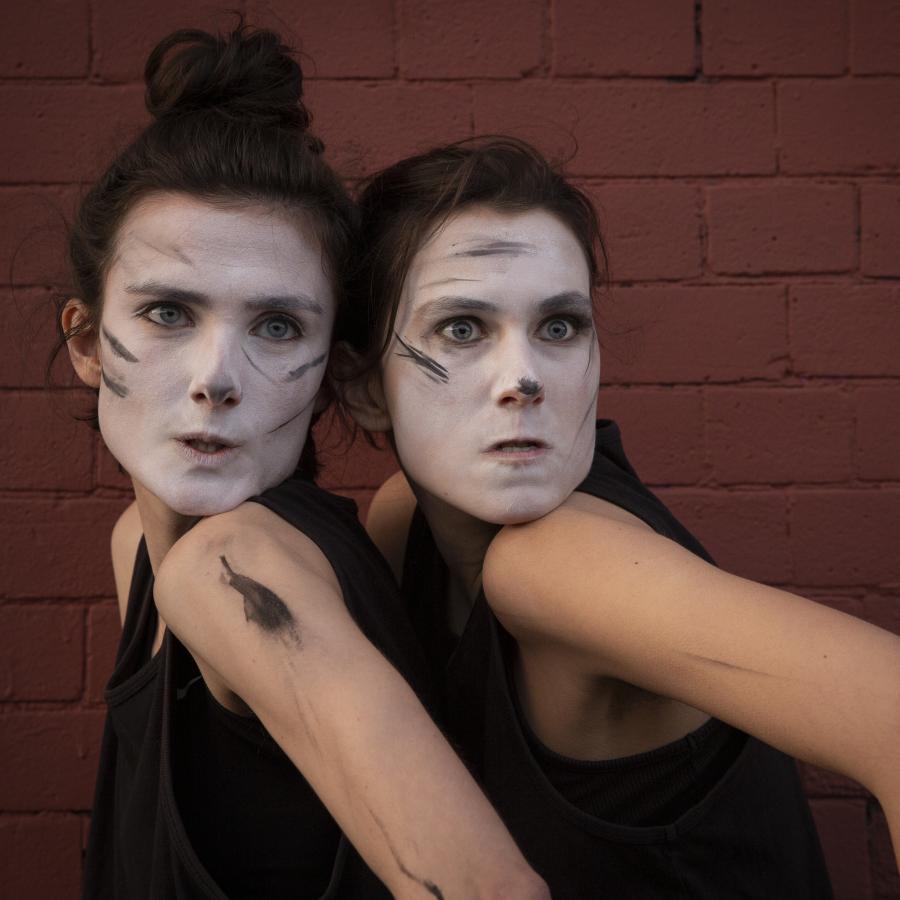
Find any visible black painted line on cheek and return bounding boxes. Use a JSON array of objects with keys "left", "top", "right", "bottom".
[
  {"left": 364, "top": 803, "right": 445, "bottom": 900},
  {"left": 101, "top": 369, "right": 128, "bottom": 398},
  {"left": 394, "top": 333, "right": 449, "bottom": 384},
  {"left": 101, "top": 327, "right": 139, "bottom": 362},
  {"left": 220, "top": 555, "right": 300, "bottom": 645},
  {"left": 285, "top": 351, "right": 327, "bottom": 382},
  {"left": 242, "top": 347, "right": 278, "bottom": 383},
  {"left": 517, "top": 376, "right": 542, "bottom": 396},
  {"left": 267, "top": 394, "right": 316, "bottom": 434}
]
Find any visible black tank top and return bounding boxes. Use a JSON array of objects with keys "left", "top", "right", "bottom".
[
  {"left": 84, "top": 475, "right": 432, "bottom": 899},
  {"left": 401, "top": 420, "right": 834, "bottom": 899}
]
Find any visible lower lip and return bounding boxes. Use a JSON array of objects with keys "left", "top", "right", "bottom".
[
  {"left": 483, "top": 446, "right": 550, "bottom": 463},
  {"left": 175, "top": 440, "right": 240, "bottom": 467}
]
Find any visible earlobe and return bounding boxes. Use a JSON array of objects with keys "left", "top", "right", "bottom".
[
  {"left": 329, "top": 341, "right": 393, "bottom": 433},
  {"left": 61, "top": 298, "right": 101, "bottom": 389}
]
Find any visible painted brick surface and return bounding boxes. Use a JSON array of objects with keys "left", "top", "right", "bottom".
[
  {"left": 399, "top": 0, "right": 545, "bottom": 78},
  {"left": 851, "top": 0, "right": 900, "bottom": 74},
  {"left": 706, "top": 183, "right": 857, "bottom": 275},
  {"left": 861, "top": 183, "right": 900, "bottom": 276},
  {"left": 5, "top": 2, "right": 900, "bottom": 894},
  {"left": 703, "top": 0, "right": 847, "bottom": 75},
  {"left": 554, "top": 0, "right": 695, "bottom": 76}
]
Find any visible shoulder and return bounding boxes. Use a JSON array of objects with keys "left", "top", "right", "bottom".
[
  {"left": 159, "top": 500, "right": 339, "bottom": 600},
  {"left": 365, "top": 470, "right": 416, "bottom": 582},
  {"left": 110, "top": 500, "right": 143, "bottom": 624},
  {"left": 483, "top": 492, "right": 673, "bottom": 627}
]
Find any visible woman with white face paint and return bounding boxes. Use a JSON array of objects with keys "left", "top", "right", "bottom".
[
  {"left": 58, "top": 27, "right": 548, "bottom": 900},
  {"left": 341, "top": 138, "right": 900, "bottom": 898}
]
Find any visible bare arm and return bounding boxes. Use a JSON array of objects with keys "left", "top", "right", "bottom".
[
  {"left": 110, "top": 500, "right": 142, "bottom": 625},
  {"left": 156, "top": 503, "right": 547, "bottom": 900},
  {"left": 483, "top": 504, "right": 900, "bottom": 863}
]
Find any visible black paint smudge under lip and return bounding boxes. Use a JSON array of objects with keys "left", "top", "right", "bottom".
[
  {"left": 365, "top": 803, "right": 445, "bottom": 900},
  {"left": 286, "top": 352, "right": 327, "bottom": 382},
  {"left": 394, "top": 333, "right": 449, "bottom": 384},
  {"left": 220, "top": 555, "right": 300, "bottom": 645},
  {"left": 102, "top": 327, "right": 139, "bottom": 362},
  {"left": 516, "top": 376, "right": 542, "bottom": 397},
  {"left": 101, "top": 369, "right": 128, "bottom": 398}
]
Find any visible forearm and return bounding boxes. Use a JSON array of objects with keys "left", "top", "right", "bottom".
[
  {"left": 157, "top": 519, "right": 547, "bottom": 899},
  {"left": 250, "top": 631, "right": 546, "bottom": 899}
]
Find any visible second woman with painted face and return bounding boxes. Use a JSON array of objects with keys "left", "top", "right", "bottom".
[
  {"left": 61, "top": 26, "right": 549, "bottom": 899},
  {"left": 341, "top": 138, "right": 900, "bottom": 898}
]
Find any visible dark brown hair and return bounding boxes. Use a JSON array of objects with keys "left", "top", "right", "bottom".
[
  {"left": 54, "top": 21, "right": 357, "bottom": 475},
  {"left": 338, "top": 136, "right": 607, "bottom": 372}
]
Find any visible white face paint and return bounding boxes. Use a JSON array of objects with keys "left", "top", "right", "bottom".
[
  {"left": 380, "top": 207, "right": 600, "bottom": 525},
  {"left": 97, "top": 193, "right": 334, "bottom": 516}
]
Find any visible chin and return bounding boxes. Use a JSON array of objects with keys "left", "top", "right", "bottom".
[
  {"left": 159, "top": 484, "right": 254, "bottom": 518},
  {"left": 467, "top": 492, "right": 566, "bottom": 527}
]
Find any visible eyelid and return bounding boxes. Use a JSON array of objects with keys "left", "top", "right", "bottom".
[
  {"left": 250, "top": 312, "right": 304, "bottom": 340},
  {"left": 138, "top": 301, "right": 194, "bottom": 327}
]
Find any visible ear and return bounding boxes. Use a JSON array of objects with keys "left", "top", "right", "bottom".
[
  {"left": 328, "top": 341, "right": 392, "bottom": 433},
  {"left": 61, "top": 298, "right": 101, "bottom": 389}
]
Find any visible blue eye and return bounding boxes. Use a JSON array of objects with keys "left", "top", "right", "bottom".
[
  {"left": 439, "top": 318, "right": 482, "bottom": 343},
  {"left": 253, "top": 316, "right": 301, "bottom": 341},
  {"left": 144, "top": 304, "right": 190, "bottom": 328},
  {"left": 540, "top": 317, "right": 580, "bottom": 341}
]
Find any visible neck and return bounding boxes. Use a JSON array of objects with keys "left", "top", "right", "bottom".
[
  {"left": 413, "top": 485, "right": 501, "bottom": 613},
  {"left": 132, "top": 480, "right": 199, "bottom": 573}
]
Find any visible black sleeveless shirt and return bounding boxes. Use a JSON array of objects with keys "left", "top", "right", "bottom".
[
  {"left": 84, "top": 476, "right": 432, "bottom": 899},
  {"left": 401, "top": 420, "right": 834, "bottom": 899}
]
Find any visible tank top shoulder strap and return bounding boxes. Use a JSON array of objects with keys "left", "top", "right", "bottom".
[{"left": 583, "top": 421, "right": 714, "bottom": 563}]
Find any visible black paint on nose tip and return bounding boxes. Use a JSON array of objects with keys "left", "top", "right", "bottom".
[{"left": 517, "top": 377, "right": 541, "bottom": 396}]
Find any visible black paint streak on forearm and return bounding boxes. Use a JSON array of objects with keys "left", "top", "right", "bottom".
[
  {"left": 365, "top": 804, "right": 445, "bottom": 899},
  {"left": 101, "top": 369, "right": 128, "bottom": 398},
  {"left": 516, "top": 376, "right": 541, "bottom": 396},
  {"left": 286, "top": 351, "right": 327, "bottom": 382},
  {"left": 101, "top": 326, "right": 139, "bottom": 362},
  {"left": 394, "top": 333, "right": 449, "bottom": 384},
  {"left": 220, "top": 555, "right": 300, "bottom": 645}
]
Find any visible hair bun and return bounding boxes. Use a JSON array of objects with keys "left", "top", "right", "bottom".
[{"left": 144, "top": 24, "right": 313, "bottom": 133}]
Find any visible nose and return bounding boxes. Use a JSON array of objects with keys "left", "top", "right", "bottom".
[
  {"left": 498, "top": 375, "right": 545, "bottom": 406},
  {"left": 189, "top": 331, "right": 242, "bottom": 409},
  {"left": 494, "top": 336, "right": 545, "bottom": 407}
]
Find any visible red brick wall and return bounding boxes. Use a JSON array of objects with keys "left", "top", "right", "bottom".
[{"left": 2, "top": 1, "right": 899, "bottom": 897}]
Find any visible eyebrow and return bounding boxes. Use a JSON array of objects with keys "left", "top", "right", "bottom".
[
  {"left": 452, "top": 240, "right": 535, "bottom": 258},
  {"left": 124, "top": 281, "right": 323, "bottom": 315},
  {"left": 418, "top": 291, "right": 592, "bottom": 318}
]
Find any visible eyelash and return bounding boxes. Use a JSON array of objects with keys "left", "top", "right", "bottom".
[
  {"left": 435, "top": 314, "right": 592, "bottom": 345},
  {"left": 137, "top": 304, "right": 303, "bottom": 341}
]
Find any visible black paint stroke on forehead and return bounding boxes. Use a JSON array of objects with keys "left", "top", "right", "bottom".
[
  {"left": 517, "top": 377, "right": 542, "bottom": 397},
  {"left": 454, "top": 240, "right": 535, "bottom": 258},
  {"left": 365, "top": 803, "right": 445, "bottom": 900},
  {"left": 395, "top": 333, "right": 449, "bottom": 384},
  {"left": 220, "top": 555, "right": 300, "bottom": 645},
  {"left": 101, "top": 369, "right": 128, "bottom": 398},
  {"left": 286, "top": 352, "right": 327, "bottom": 382},
  {"left": 101, "top": 327, "right": 139, "bottom": 363}
]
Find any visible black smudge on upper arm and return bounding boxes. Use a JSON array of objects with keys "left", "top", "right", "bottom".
[{"left": 220, "top": 555, "right": 300, "bottom": 646}]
